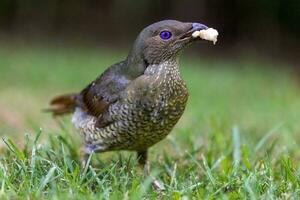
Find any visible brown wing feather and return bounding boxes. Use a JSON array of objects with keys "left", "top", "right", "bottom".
[{"left": 81, "top": 85, "right": 111, "bottom": 117}]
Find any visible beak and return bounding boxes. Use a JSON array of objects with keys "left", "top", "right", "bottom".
[{"left": 179, "top": 22, "right": 208, "bottom": 40}]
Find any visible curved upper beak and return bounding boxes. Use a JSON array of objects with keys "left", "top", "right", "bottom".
[{"left": 191, "top": 23, "right": 208, "bottom": 31}]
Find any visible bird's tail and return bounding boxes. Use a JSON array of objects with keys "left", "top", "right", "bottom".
[{"left": 45, "top": 94, "right": 79, "bottom": 116}]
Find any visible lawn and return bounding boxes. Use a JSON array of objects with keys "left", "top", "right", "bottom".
[{"left": 0, "top": 45, "right": 300, "bottom": 199}]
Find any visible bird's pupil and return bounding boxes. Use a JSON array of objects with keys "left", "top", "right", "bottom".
[{"left": 160, "top": 31, "right": 172, "bottom": 40}]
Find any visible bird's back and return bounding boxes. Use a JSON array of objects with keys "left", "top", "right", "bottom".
[{"left": 49, "top": 60, "right": 136, "bottom": 120}]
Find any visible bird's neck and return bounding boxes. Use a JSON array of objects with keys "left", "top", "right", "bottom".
[{"left": 144, "top": 58, "right": 185, "bottom": 91}]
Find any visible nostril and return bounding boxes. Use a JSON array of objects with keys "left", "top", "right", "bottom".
[{"left": 192, "top": 23, "right": 208, "bottom": 30}]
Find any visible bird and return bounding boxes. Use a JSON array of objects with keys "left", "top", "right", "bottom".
[{"left": 48, "top": 19, "right": 215, "bottom": 180}]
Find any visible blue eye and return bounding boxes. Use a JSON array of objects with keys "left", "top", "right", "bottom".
[{"left": 160, "top": 31, "right": 172, "bottom": 40}]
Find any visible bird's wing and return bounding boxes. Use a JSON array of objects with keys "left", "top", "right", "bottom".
[
  {"left": 90, "top": 72, "right": 156, "bottom": 129},
  {"left": 80, "top": 61, "right": 131, "bottom": 118},
  {"left": 81, "top": 60, "right": 156, "bottom": 129}
]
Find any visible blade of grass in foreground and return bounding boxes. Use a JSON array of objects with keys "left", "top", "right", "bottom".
[
  {"left": 254, "top": 123, "right": 282, "bottom": 153},
  {"left": 232, "top": 126, "right": 240, "bottom": 176},
  {"left": 38, "top": 166, "right": 57, "bottom": 193}
]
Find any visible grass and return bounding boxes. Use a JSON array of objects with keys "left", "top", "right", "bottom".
[{"left": 0, "top": 45, "right": 300, "bottom": 199}]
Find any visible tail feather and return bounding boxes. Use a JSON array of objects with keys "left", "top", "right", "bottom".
[{"left": 46, "top": 94, "right": 79, "bottom": 116}]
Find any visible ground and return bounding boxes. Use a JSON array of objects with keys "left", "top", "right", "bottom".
[{"left": 0, "top": 45, "right": 299, "bottom": 199}]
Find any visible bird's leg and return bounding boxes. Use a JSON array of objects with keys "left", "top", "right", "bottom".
[
  {"left": 80, "top": 143, "right": 106, "bottom": 169},
  {"left": 80, "top": 143, "right": 99, "bottom": 168},
  {"left": 80, "top": 146, "right": 92, "bottom": 169},
  {"left": 136, "top": 150, "right": 165, "bottom": 191},
  {"left": 137, "top": 150, "right": 149, "bottom": 173}
]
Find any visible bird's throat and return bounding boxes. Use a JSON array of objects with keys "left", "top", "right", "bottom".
[{"left": 144, "top": 59, "right": 184, "bottom": 90}]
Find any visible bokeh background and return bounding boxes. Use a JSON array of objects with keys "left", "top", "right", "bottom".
[
  {"left": 0, "top": 0, "right": 299, "bottom": 149},
  {"left": 0, "top": 0, "right": 299, "bottom": 62}
]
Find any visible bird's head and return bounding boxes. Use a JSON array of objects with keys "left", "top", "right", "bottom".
[{"left": 127, "top": 20, "right": 210, "bottom": 71}]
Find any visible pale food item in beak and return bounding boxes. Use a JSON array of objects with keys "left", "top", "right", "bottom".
[{"left": 192, "top": 28, "right": 218, "bottom": 44}]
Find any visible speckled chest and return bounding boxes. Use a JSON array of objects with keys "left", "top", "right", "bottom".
[{"left": 136, "top": 82, "right": 188, "bottom": 145}]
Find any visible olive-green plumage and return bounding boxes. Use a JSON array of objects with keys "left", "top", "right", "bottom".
[
  {"left": 76, "top": 59, "right": 188, "bottom": 152},
  {"left": 49, "top": 19, "right": 209, "bottom": 166}
]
